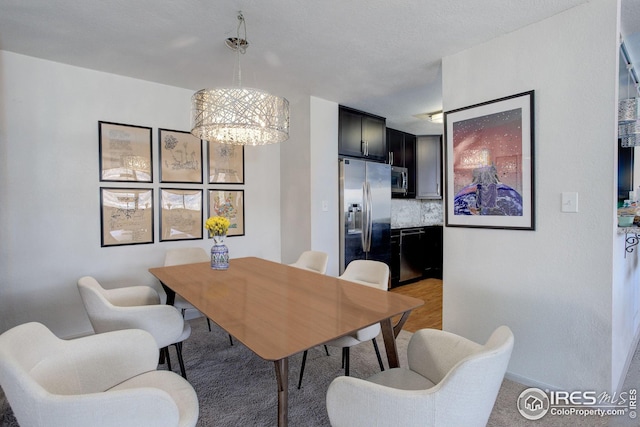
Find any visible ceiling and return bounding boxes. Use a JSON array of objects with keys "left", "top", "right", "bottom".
[{"left": 1, "top": 0, "right": 638, "bottom": 135}]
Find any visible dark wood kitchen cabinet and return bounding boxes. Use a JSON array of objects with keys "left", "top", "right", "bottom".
[
  {"left": 416, "top": 135, "right": 442, "bottom": 199},
  {"left": 339, "top": 106, "right": 387, "bottom": 162},
  {"left": 422, "top": 225, "right": 443, "bottom": 279},
  {"left": 388, "top": 128, "right": 416, "bottom": 198},
  {"left": 390, "top": 229, "right": 401, "bottom": 286}
]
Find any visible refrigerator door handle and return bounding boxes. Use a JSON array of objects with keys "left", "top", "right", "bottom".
[
  {"left": 365, "top": 181, "right": 373, "bottom": 252},
  {"left": 361, "top": 182, "right": 367, "bottom": 251}
]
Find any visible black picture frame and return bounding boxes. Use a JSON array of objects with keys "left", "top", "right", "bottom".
[
  {"left": 444, "top": 90, "right": 535, "bottom": 230},
  {"left": 159, "top": 188, "right": 203, "bottom": 242},
  {"left": 100, "top": 187, "right": 154, "bottom": 247},
  {"left": 99, "top": 121, "right": 153, "bottom": 182},
  {"left": 208, "top": 141, "right": 245, "bottom": 184},
  {"left": 207, "top": 189, "right": 245, "bottom": 237},
  {"left": 159, "top": 128, "right": 204, "bottom": 184}
]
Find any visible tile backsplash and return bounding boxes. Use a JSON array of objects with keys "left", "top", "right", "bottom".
[{"left": 391, "top": 199, "right": 443, "bottom": 228}]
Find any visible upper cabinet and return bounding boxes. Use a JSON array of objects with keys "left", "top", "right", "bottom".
[
  {"left": 338, "top": 106, "right": 387, "bottom": 162},
  {"left": 416, "top": 135, "right": 442, "bottom": 199},
  {"left": 387, "top": 128, "right": 416, "bottom": 198}
]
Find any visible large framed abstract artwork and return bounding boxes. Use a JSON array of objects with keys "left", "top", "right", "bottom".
[{"left": 444, "top": 91, "right": 535, "bottom": 230}]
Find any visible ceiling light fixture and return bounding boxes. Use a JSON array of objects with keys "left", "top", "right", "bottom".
[
  {"left": 428, "top": 111, "right": 444, "bottom": 123},
  {"left": 191, "top": 11, "right": 290, "bottom": 146},
  {"left": 413, "top": 110, "right": 443, "bottom": 123}
]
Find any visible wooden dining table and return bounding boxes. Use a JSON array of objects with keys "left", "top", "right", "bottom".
[{"left": 149, "top": 256, "right": 423, "bottom": 427}]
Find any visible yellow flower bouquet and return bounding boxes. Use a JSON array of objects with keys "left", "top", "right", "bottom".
[{"left": 205, "top": 216, "right": 231, "bottom": 238}]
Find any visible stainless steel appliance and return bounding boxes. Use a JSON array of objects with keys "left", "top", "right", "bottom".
[
  {"left": 400, "top": 227, "right": 425, "bottom": 282},
  {"left": 391, "top": 166, "right": 408, "bottom": 195},
  {"left": 339, "top": 158, "right": 391, "bottom": 274}
]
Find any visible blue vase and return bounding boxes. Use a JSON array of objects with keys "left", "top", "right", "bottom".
[{"left": 211, "top": 235, "right": 229, "bottom": 270}]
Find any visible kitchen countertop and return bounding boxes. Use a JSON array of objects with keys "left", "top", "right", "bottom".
[
  {"left": 392, "top": 223, "right": 442, "bottom": 230},
  {"left": 391, "top": 199, "right": 443, "bottom": 230},
  {"left": 618, "top": 226, "right": 640, "bottom": 234}
]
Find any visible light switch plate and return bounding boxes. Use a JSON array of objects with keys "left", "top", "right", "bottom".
[{"left": 561, "top": 192, "right": 578, "bottom": 213}]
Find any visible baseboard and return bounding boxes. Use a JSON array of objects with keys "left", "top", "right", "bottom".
[
  {"left": 615, "top": 326, "right": 640, "bottom": 394},
  {"left": 504, "top": 371, "right": 559, "bottom": 391}
]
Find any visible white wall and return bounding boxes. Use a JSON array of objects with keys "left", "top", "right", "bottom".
[
  {"left": 280, "top": 96, "right": 312, "bottom": 264},
  {"left": 310, "top": 97, "right": 339, "bottom": 276},
  {"left": 442, "top": 0, "right": 626, "bottom": 391},
  {"left": 0, "top": 51, "right": 282, "bottom": 338}
]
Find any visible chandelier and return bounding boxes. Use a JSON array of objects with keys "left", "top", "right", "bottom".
[
  {"left": 619, "top": 97, "right": 640, "bottom": 147},
  {"left": 191, "top": 11, "right": 289, "bottom": 146},
  {"left": 619, "top": 41, "right": 640, "bottom": 147}
]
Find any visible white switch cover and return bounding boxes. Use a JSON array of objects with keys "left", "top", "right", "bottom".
[
  {"left": 322, "top": 200, "right": 328, "bottom": 212},
  {"left": 561, "top": 192, "right": 578, "bottom": 213}
]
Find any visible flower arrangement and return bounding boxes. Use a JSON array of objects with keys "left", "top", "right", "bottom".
[{"left": 205, "top": 216, "right": 231, "bottom": 238}]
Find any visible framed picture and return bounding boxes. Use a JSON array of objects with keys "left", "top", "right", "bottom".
[
  {"left": 99, "top": 121, "right": 152, "bottom": 182},
  {"left": 159, "top": 188, "right": 203, "bottom": 241},
  {"left": 100, "top": 188, "right": 154, "bottom": 247},
  {"left": 159, "top": 128, "right": 203, "bottom": 183},
  {"left": 208, "top": 189, "right": 245, "bottom": 237},
  {"left": 208, "top": 141, "right": 244, "bottom": 184},
  {"left": 444, "top": 90, "right": 535, "bottom": 230}
]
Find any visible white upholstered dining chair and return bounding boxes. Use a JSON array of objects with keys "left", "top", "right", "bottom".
[
  {"left": 0, "top": 322, "right": 199, "bottom": 427},
  {"left": 289, "top": 250, "right": 329, "bottom": 274},
  {"left": 326, "top": 325, "right": 514, "bottom": 427},
  {"left": 77, "top": 276, "right": 191, "bottom": 378},
  {"left": 298, "top": 259, "right": 389, "bottom": 389},
  {"left": 164, "top": 247, "right": 233, "bottom": 346}
]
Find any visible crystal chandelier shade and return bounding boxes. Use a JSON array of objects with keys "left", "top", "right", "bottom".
[
  {"left": 192, "top": 87, "right": 289, "bottom": 146},
  {"left": 619, "top": 117, "right": 640, "bottom": 147},
  {"left": 619, "top": 98, "right": 640, "bottom": 147},
  {"left": 191, "top": 11, "right": 289, "bottom": 146},
  {"left": 619, "top": 98, "right": 640, "bottom": 124},
  {"left": 618, "top": 42, "right": 640, "bottom": 147}
]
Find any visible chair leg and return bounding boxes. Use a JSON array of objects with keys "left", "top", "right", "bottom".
[
  {"left": 324, "top": 345, "right": 329, "bottom": 356},
  {"left": 160, "top": 347, "right": 172, "bottom": 372},
  {"left": 297, "top": 350, "right": 308, "bottom": 389},
  {"left": 228, "top": 334, "right": 234, "bottom": 346},
  {"left": 173, "top": 341, "right": 187, "bottom": 379},
  {"left": 372, "top": 338, "right": 385, "bottom": 372},
  {"left": 344, "top": 347, "right": 350, "bottom": 376},
  {"left": 206, "top": 317, "right": 212, "bottom": 331}
]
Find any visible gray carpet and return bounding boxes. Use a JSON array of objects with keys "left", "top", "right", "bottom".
[{"left": 2, "top": 319, "right": 639, "bottom": 426}]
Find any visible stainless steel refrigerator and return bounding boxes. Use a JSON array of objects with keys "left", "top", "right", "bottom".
[{"left": 339, "top": 158, "right": 391, "bottom": 274}]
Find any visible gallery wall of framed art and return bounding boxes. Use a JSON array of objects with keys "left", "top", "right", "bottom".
[{"left": 98, "top": 121, "right": 246, "bottom": 247}]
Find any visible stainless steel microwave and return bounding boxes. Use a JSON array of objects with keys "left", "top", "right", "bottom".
[{"left": 391, "top": 166, "right": 408, "bottom": 195}]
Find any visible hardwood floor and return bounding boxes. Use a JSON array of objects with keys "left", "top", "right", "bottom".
[{"left": 390, "top": 278, "right": 442, "bottom": 332}]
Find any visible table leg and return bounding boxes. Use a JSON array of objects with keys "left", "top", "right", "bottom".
[
  {"left": 160, "top": 282, "right": 176, "bottom": 306},
  {"left": 274, "top": 358, "right": 288, "bottom": 427},
  {"left": 380, "top": 318, "right": 400, "bottom": 368},
  {"left": 380, "top": 310, "right": 413, "bottom": 369}
]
